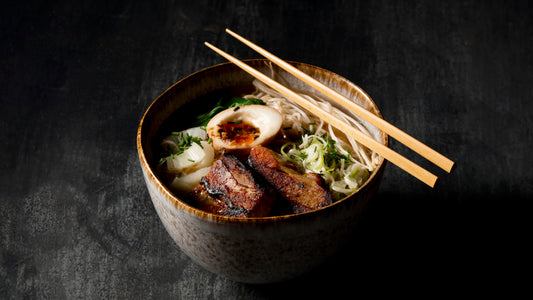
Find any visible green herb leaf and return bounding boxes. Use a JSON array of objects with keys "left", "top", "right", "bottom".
[
  {"left": 167, "top": 132, "right": 204, "bottom": 156},
  {"left": 193, "top": 97, "right": 265, "bottom": 127}
]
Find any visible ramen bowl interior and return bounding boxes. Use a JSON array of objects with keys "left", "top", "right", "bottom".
[{"left": 137, "top": 59, "right": 388, "bottom": 283}]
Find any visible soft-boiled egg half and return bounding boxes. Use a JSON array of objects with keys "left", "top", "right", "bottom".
[{"left": 206, "top": 105, "right": 282, "bottom": 152}]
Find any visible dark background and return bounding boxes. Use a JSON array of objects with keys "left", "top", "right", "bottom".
[{"left": 2, "top": 0, "right": 531, "bottom": 298}]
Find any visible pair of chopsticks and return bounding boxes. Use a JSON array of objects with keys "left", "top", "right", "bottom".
[{"left": 205, "top": 29, "right": 454, "bottom": 187}]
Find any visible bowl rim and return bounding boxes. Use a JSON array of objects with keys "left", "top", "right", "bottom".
[{"left": 137, "top": 59, "right": 388, "bottom": 224}]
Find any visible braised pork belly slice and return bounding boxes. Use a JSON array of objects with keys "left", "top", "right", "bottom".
[
  {"left": 191, "top": 184, "right": 248, "bottom": 217},
  {"left": 248, "top": 146, "right": 332, "bottom": 213},
  {"left": 193, "top": 153, "right": 276, "bottom": 217}
]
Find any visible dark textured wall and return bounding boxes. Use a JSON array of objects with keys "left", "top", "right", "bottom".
[{"left": 2, "top": 0, "right": 530, "bottom": 298}]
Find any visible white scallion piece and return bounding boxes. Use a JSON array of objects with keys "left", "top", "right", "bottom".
[
  {"left": 169, "top": 166, "right": 211, "bottom": 193},
  {"left": 166, "top": 142, "right": 206, "bottom": 172}
]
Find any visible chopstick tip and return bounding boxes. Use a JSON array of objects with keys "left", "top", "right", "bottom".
[
  {"left": 447, "top": 161, "right": 456, "bottom": 173},
  {"left": 431, "top": 176, "right": 439, "bottom": 188}
]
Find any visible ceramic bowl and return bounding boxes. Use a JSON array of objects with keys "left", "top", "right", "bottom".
[{"left": 137, "top": 59, "right": 388, "bottom": 283}]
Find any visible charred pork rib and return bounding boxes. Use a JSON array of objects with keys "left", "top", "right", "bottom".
[
  {"left": 193, "top": 153, "right": 276, "bottom": 217},
  {"left": 248, "top": 146, "right": 332, "bottom": 213}
]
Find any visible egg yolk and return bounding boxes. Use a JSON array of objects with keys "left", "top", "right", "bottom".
[{"left": 217, "top": 121, "right": 260, "bottom": 146}]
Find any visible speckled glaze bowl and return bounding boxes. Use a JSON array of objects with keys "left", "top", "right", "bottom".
[{"left": 137, "top": 60, "right": 388, "bottom": 283}]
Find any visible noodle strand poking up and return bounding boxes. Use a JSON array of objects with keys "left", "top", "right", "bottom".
[{"left": 243, "top": 78, "right": 380, "bottom": 199}]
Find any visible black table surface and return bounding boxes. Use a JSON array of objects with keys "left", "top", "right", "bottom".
[{"left": 2, "top": 0, "right": 531, "bottom": 298}]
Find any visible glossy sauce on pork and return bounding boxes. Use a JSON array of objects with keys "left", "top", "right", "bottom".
[
  {"left": 248, "top": 146, "right": 332, "bottom": 213},
  {"left": 192, "top": 153, "right": 276, "bottom": 217}
]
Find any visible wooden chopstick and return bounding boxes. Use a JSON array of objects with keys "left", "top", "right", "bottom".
[
  {"left": 225, "top": 28, "right": 455, "bottom": 174},
  {"left": 205, "top": 41, "right": 438, "bottom": 187}
]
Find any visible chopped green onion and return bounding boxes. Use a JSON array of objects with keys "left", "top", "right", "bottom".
[
  {"left": 280, "top": 142, "right": 298, "bottom": 163},
  {"left": 278, "top": 132, "right": 369, "bottom": 199},
  {"left": 349, "top": 168, "right": 359, "bottom": 178}
]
